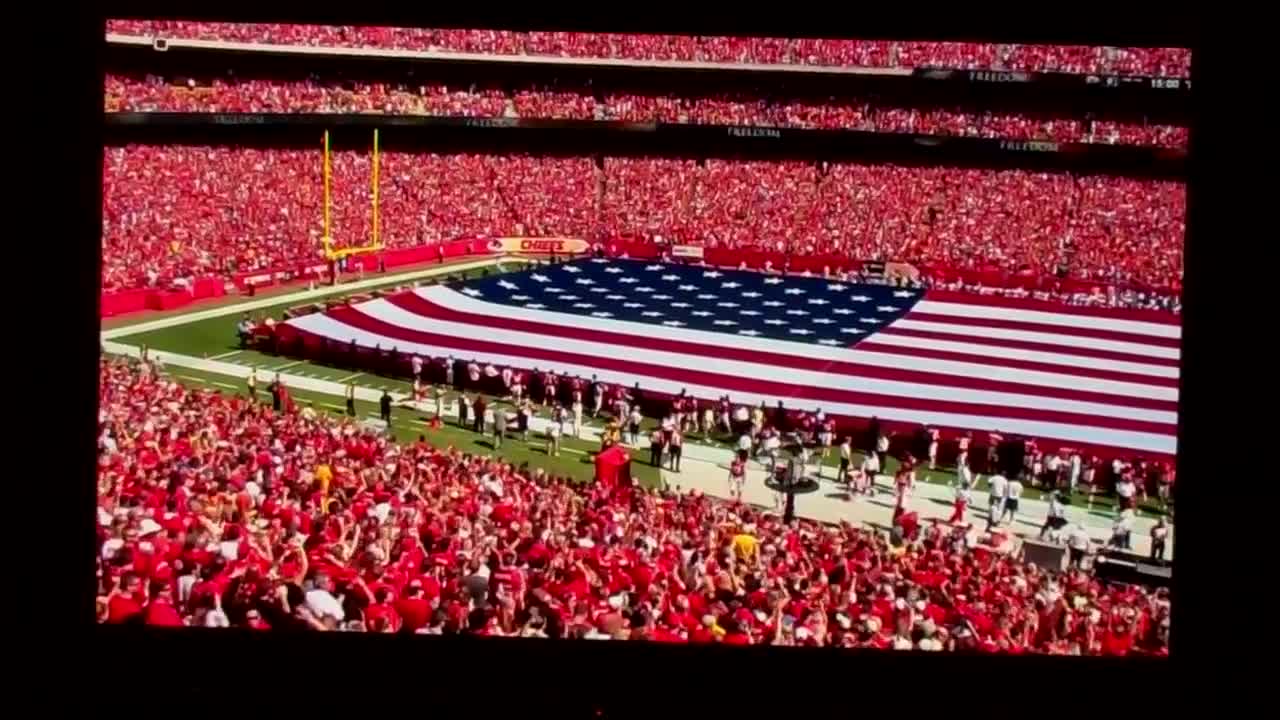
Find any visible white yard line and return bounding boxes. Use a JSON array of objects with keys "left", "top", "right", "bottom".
[
  {"left": 336, "top": 372, "right": 364, "bottom": 383},
  {"left": 209, "top": 350, "right": 242, "bottom": 360},
  {"left": 270, "top": 360, "right": 306, "bottom": 372},
  {"left": 102, "top": 256, "right": 515, "bottom": 339}
]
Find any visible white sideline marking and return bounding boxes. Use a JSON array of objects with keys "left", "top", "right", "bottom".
[
  {"left": 271, "top": 360, "right": 305, "bottom": 371},
  {"left": 209, "top": 350, "right": 241, "bottom": 360},
  {"left": 211, "top": 381, "right": 238, "bottom": 390},
  {"left": 336, "top": 373, "right": 364, "bottom": 383}
]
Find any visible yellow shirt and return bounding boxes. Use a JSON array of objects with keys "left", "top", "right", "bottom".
[
  {"left": 732, "top": 533, "right": 758, "bottom": 561},
  {"left": 315, "top": 464, "right": 333, "bottom": 494}
]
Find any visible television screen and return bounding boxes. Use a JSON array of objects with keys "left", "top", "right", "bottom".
[{"left": 98, "top": 20, "right": 1184, "bottom": 656}]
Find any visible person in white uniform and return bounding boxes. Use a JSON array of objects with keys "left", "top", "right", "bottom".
[
  {"left": 986, "top": 474, "right": 1008, "bottom": 529},
  {"left": 1067, "top": 524, "right": 1092, "bottom": 568},
  {"left": 1000, "top": 476, "right": 1024, "bottom": 526},
  {"left": 860, "top": 452, "right": 880, "bottom": 495},
  {"left": 1040, "top": 492, "right": 1069, "bottom": 540}
]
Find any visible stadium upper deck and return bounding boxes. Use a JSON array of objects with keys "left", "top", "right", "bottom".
[
  {"left": 106, "top": 21, "right": 1190, "bottom": 78},
  {"left": 105, "top": 73, "right": 1188, "bottom": 149}
]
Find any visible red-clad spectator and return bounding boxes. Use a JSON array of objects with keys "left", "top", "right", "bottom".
[
  {"left": 95, "top": 354, "right": 1171, "bottom": 655},
  {"left": 101, "top": 148, "right": 1183, "bottom": 298},
  {"left": 105, "top": 572, "right": 146, "bottom": 623},
  {"left": 106, "top": 73, "right": 1188, "bottom": 149},
  {"left": 106, "top": 22, "right": 1191, "bottom": 77}
]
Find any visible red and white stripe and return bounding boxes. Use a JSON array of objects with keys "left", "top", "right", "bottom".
[{"left": 286, "top": 286, "right": 1180, "bottom": 456}]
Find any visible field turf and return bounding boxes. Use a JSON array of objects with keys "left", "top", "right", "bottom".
[{"left": 107, "top": 260, "right": 1166, "bottom": 518}]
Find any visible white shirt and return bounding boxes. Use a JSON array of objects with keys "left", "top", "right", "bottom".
[
  {"left": 839, "top": 442, "right": 852, "bottom": 461},
  {"left": 218, "top": 540, "right": 240, "bottom": 562},
  {"left": 548, "top": 423, "right": 561, "bottom": 438},
  {"left": 988, "top": 474, "right": 1008, "bottom": 499},
  {"left": 1048, "top": 498, "right": 1065, "bottom": 518},
  {"left": 1116, "top": 480, "right": 1136, "bottom": 498},
  {"left": 177, "top": 574, "right": 197, "bottom": 605},
  {"left": 1067, "top": 527, "right": 1091, "bottom": 550},
  {"left": 1005, "top": 479, "right": 1023, "bottom": 500},
  {"left": 738, "top": 435, "right": 752, "bottom": 451},
  {"left": 306, "top": 589, "right": 346, "bottom": 622},
  {"left": 1114, "top": 509, "right": 1135, "bottom": 531}
]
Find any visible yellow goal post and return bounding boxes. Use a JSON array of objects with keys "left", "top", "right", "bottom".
[{"left": 320, "top": 128, "right": 386, "bottom": 262}]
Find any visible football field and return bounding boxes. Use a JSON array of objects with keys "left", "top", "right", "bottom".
[
  {"left": 102, "top": 255, "right": 1172, "bottom": 522},
  {"left": 103, "top": 256, "right": 664, "bottom": 489}
]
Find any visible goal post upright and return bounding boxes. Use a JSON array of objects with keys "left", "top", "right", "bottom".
[
  {"left": 372, "top": 127, "right": 380, "bottom": 248},
  {"left": 322, "top": 129, "right": 333, "bottom": 259},
  {"left": 322, "top": 128, "right": 384, "bottom": 264}
]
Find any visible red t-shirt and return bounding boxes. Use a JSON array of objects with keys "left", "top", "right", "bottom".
[
  {"left": 366, "top": 602, "right": 403, "bottom": 632},
  {"left": 866, "top": 631, "right": 893, "bottom": 650},
  {"left": 1102, "top": 629, "right": 1135, "bottom": 656},
  {"left": 395, "top": 597, "right": 432, "bottom": 632},
  {"left": 107, "top": 594, "right": 144, "bottom": 623},
  {"left": 144, "top": 600, "right": 185, "bottom": 627}
]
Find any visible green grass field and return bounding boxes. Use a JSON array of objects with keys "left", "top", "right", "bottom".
[
  {"left": 115, "top": 264, "right": 508, "bottom": 357},
  {"left": 107, "top": 257, "right": 1166, "bottom": 519}
]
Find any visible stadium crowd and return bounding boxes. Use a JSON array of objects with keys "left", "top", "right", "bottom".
[
  {"left": 105, "top": 74, "right": 1188, "bottom": 149},
  {"left": 96, "top": 355, "right": 1170, "bottom": 655},
  {"left": 106, "top": 20, "right": 1191, "bottom": 77},
  {"left": 101, "top": 146, "right": 596, "bottom": 291},
  {"left": 103, "top": 146, "right": 1185, "bottom": 297}
]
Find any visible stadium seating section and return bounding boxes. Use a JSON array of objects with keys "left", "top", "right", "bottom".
[
  {"left": 104, "top": 74, "right": 1189, "bottom": 149},
  {"left": 103, "top": 146, "right": 1185, "bottom": 295},
  {"left": 96, "top": 356, "right": 1172, "bottom": 653},
  {"left": 106, "top": 21, "right": 1191, "bottom": 77}
]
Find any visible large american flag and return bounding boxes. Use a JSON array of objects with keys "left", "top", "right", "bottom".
[{"left": 287, "top": 258, "right": 1179, "bottom": 455}]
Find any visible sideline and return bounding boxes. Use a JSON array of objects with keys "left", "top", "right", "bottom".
[{"left": 102, "top": 256, "right": 516, "bottom": 339}]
